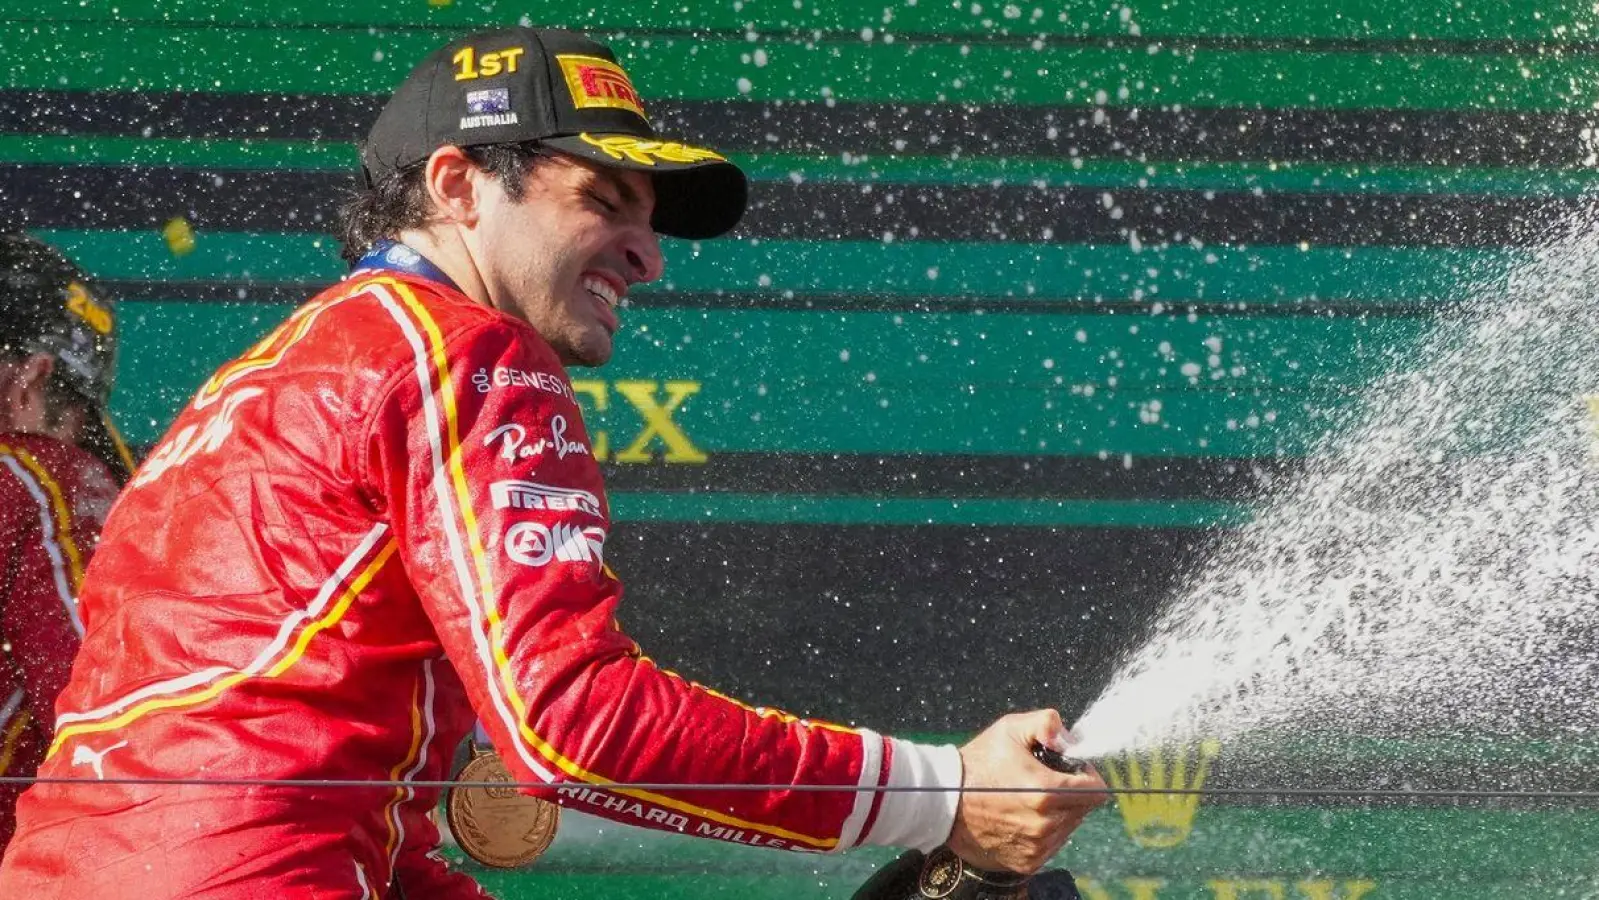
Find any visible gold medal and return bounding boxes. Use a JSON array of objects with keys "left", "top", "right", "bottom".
[{"left": 446, "top": 748, "right": 561, "bottom": 869}]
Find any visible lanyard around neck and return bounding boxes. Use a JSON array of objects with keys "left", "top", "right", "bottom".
[{"left": 353, "top": 240, "right": 461, "bottom": 293}]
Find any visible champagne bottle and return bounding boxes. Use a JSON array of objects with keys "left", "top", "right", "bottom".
[{"left": 850, "top": 746, "right": 1087, "bottom": 900}]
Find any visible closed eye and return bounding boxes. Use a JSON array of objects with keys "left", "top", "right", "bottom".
[{"left": 586, "top": 189, "right": 619, "bottom": 214}]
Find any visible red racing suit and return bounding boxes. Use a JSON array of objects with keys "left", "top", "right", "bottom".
[
  {"left": 0, "top": 271, "right": 961, "bottom": 898},
  {"left": 0, "top": 434, "right": 118, "bottom": 850}
]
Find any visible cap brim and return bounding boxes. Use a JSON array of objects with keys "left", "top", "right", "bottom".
[{"left": 544, "top": 133, "right": 748, "bottom": 240}]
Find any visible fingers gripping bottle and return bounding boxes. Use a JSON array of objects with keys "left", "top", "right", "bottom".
[{"left": 850, "top": 747, "right": 1088, "bottom": 900}]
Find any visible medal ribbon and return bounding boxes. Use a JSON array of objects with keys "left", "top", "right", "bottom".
[{"left": 353, "top": 240, "right": 461, "bottom": 293}]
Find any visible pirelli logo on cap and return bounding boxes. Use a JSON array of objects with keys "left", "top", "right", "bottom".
[{"left": 557, "top": 54, "right": 646, "bottom": 119}]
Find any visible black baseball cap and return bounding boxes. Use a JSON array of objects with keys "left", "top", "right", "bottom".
[
  {"left": 0, "top": 233, "right": 118, "bottom": 409},
  {"left": 361, "top": 27, "right": 748, "bottom": 240}
]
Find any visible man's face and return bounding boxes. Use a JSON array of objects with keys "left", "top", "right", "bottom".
[{"left": 472, "top": 153, "right": 663, "bottom": 367}]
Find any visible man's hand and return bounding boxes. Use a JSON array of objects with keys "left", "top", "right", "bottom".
[{"left": 944, "top": 709, "right": 1108, "bottom": 874}]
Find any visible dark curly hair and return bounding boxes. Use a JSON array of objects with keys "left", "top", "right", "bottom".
[{"left": 334, "top": 143, "right": 557, "bottom": 265}]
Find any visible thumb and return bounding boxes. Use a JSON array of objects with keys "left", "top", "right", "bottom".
[{"left": 1008, "top": 708, "right": 1068, "bottom": 752}]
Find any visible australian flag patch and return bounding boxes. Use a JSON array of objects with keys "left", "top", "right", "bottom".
[{"left": 466, "top": 88, "right": 511, "bottom": 114}]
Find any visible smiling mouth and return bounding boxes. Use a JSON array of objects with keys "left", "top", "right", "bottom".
[{"left": 582, "top": 275, "right": 620, "bottom": 308}]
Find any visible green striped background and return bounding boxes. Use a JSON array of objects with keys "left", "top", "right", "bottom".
[
  {"left": 14, "top": 0, "right": 1599, "bottom": 39},
  {"left": 7, "top": 4, "right": 1599, "bottom": 896},
  {"left": 6, "top": 2, "right": 1591, "bottom": 532}
]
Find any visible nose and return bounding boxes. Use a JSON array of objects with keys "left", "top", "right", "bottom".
[{"left": 622, "top": 228, "right": 665, "bottom": 285}]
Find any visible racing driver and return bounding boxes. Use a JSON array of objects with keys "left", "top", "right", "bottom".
[
  {"left": 0, "top": 233, "right": 134, "bottom": 852},
  {"left": 0, "top": 27, "right": 1105, "bottom": 897}
]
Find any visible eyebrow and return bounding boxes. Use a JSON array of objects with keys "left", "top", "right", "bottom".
[{"left": 589, "top": 167, "right": 644, "bottom": 212}]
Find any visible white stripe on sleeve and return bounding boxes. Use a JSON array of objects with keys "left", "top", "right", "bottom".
[{"left": 862, "top": 738, "right": 963, "bottom": 852}]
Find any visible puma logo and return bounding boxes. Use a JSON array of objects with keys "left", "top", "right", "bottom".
[{"left": 70, "top": 740, "right": 129, "bottom": 780}]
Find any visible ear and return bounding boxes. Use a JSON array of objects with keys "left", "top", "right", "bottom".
[
  {"left": 14, "top": 353, "right": 54, "bottom": 397},
  {"left": 0, "top": 353, "right": 55, "bottom": 431},
  {"left": 422, "top": 145, "right": 483, "bottom": 227}
]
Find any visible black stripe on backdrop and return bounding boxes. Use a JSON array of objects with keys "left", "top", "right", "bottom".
[
  {"left": 5, "top": 89, "right": 1599, "bottom": 168},
  {"left": 103, "top": 450, "right": 1292, "bottom": 502},
  {"left": 10, "top": 16, "right": 1599, "bottom": 55},
  {"left": 106, "top": 280, "right": 1448, "bottom": 317},
  {"left": 612, "top": 521, "right": 1210, "bottom": 732},
  {"left": 4, "top": 164, "right": 1586, "bottom": 247},
  {"left": 621, "top": 520, "right": 1599, "bottom": 798},
  {"left": 595, "top": 452, "right": 1296, "bottom": 501}
]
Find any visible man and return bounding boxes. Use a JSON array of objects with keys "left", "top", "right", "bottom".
[
  {"left": 0, "top": 233, "right": 133, "bottom": 851},
  {"left": 0, "top": 28, "right": 1104, "bottom": 897}
]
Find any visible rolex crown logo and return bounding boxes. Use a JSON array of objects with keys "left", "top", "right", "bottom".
[{"left": 1102, "top": 739, "right": 1221, "bottom": 850}]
